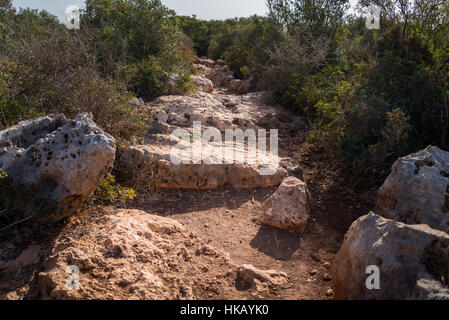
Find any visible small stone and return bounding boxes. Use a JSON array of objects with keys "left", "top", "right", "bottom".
[
  {"left": 310, "top": 269, "right": 318, "bottom": 276},
  {"left": 323, "top": 262, "right": 331, "bottom": 269},
  {"left": 323, "top": 273, "right": 332, "bottom": 281},
  {"left": 326, "top": 289, "right": 334, "bottom": 297},
  {"left": 260, "top": 177, "right": 311, "bottom": 233}
]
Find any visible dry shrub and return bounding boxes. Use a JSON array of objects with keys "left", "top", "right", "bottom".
[
  {"left": 259, "top": 27, "right": 330, "bottom": 92},
  {"left": 1, "top": 29, "right": 148, "bottom": 145}
]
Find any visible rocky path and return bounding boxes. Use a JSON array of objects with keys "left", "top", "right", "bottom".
[
  {"left": 124, "top": 58, "right": 376, "bottom": 299},
  {"left": 2, "top": 58, "right": 448, "bottom": 300},
  {"left": 0, "top": 58, "right": 375, "bottom": 300}
]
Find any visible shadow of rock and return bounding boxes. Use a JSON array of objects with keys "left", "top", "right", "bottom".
[{"left": 250, "top": 225, "right": 301, "bottom": 261}]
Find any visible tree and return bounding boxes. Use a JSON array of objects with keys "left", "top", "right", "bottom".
[
  {"left": 266, "top": 0, "right": 350, "bottom": 36},
  {"left": 358, "top": 0, "right": 449, "bottom": 37}
]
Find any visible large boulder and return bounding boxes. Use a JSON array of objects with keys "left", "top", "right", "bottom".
[
  {"left": 260, "top": 177, "right": 310, "bottom": 233},
  {"left": 377, "top": 146, "right": 449, "bottom": 233},
  {"left": 334, "top": 212, "right": 449, "bottom": 300},
  {"left": 120, "top": 136, "right": 287, "bottom": 190},
  {"left": 190, "top": 75, "right": 214, "bottom": 93},
  {"left": 0, "top": 113, "right": 116, "bottom": 222}
]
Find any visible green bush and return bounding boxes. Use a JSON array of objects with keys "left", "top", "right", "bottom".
[
  {"left": 94, "top": 173, "right": 137, "bottom": 205},
  {"left": 301, "top": 26, "right": 448, "bottom": 187},
  {"left": 83, "top": 0, "right": 195, "bottom": 95}
]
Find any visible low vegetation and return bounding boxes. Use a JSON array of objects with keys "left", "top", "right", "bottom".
[{"left": 1, "top": 0, "right": 448, "bottom": 192}]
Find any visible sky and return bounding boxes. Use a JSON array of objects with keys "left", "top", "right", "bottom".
[
  {"left": 11, "top": 0, "right": 269, "bottom": 21},
  {"left": 12, "top": 1, "right": 360, "bottom": 21}
]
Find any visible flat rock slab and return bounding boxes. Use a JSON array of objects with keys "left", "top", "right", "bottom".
[{"left": 120, "top": 136, "right": 287, "bottom": 190}]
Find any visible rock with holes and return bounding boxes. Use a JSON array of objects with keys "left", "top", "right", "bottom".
[
  {"left": 119, "top": 134, "right": 287, "bottom": 190},
  {"left": 190, "top": 75, "right": 214, "bottom": 93},
  {"left": 334, "top": 212, "right": 449, "bottom": 300},
  {"left": 376, "top": 145, "right": 449, "bottom": 233},
  {"left": 260, "top": 177, "right": 311, "bottom": 233},
  {"left": 147, "top": 92, "right": 280, "bottom": 133},
  {"left": 0, "top": 113, "right": 116, "bottom": 222}
]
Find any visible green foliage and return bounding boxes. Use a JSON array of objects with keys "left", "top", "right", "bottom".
[
  {"left": 94, "top": 173, "right": 137, "bottom": 205},
  {"left": 179, "top": 15, "right": 277, "bottom": 79},
  {"left": 364, "top": 27, "right": 448, "bottom": 148},
  {"left": 83, "top": 0, "right": 195, "bottom": 94},
  {"left": 267, "top": 0, "right": 350, "bottom": 37},
  {"left": 299, "top": 24, "right": 448, "bottom": 187},
  {"left": 175, "top": 15, "right": 210, "bottom": 56}
]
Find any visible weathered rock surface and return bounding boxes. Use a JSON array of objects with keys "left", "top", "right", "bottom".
[
  {"left": 377, "top": 145, "right": 449, "bottom": 233},
  {"left": 229, "top": 79, "right": 243, "bottom": 91},
  {"left": 124, "top": 88, "right": 298, "bottom": 190},
  {"left": 195, "top": 58, "right": 234, "bottom": 88},
  {"left": 147, "top": 92, "right": 285, "bottom": 133},
  {"left": 260, "top": 177, "right": 310, "bottom": 233},
  {"left": 190, "top": 75, "right": 214, "bottom": 93},
  {"left": 237, "top": 264, "right": 288, "bottom": 288},
  {"left": 37, "top": 209, "right": 237, "bottom": 300},
  {"left": 120, "top": 135, "right": 287, "bottom": 190},
  {"left": 334, "top": 212, "right": 449, "bottom": 300},
  {"left": 238, "top": 77, "right": 255, "bottom": 94},
  {"left": 196, "top": 57, "right": 215, "bottom": 68},
  {"left": 0, "top": 113, "right": 116, "bottom": 221}
]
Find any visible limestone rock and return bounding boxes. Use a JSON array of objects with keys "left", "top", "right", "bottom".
[
  {"left": 377, "top": 145, "right": 449, "bottom": 233},
  {"left": 120, "top": 137, "right": 287, "bottom": 190},
  {"left": 0, "top": 113, "right": 116, "bottom": 222},
  {"left": 229, "top": 79, "right": 243, "bottom": 91},
  {"left": 238, "top": 77, "right": 255, "bottom": 94},
  {"left": 37, "top": 209, "right": 235, "bottom": 300},
  {"left": 190, "top": 75, "right": 214, "bottom": 93},
  {"left": 147, "top": 92, "right": 281, "bottom": 133},
  {"left": 195, "top": 57, "right": 215, "bottom": 67},
  {"left": 334, "top": 212, "right": 449, "bottom": 300},
  {"left": 260, "top": 177, "right": 311, "bottom": 233},
  {"left": 237, "top": 264, "right": 288, "bottom": 287}
]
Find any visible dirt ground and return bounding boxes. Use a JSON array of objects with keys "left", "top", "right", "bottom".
[{"left": 128, "top": 130, "right": 375, "bottom": 299}]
